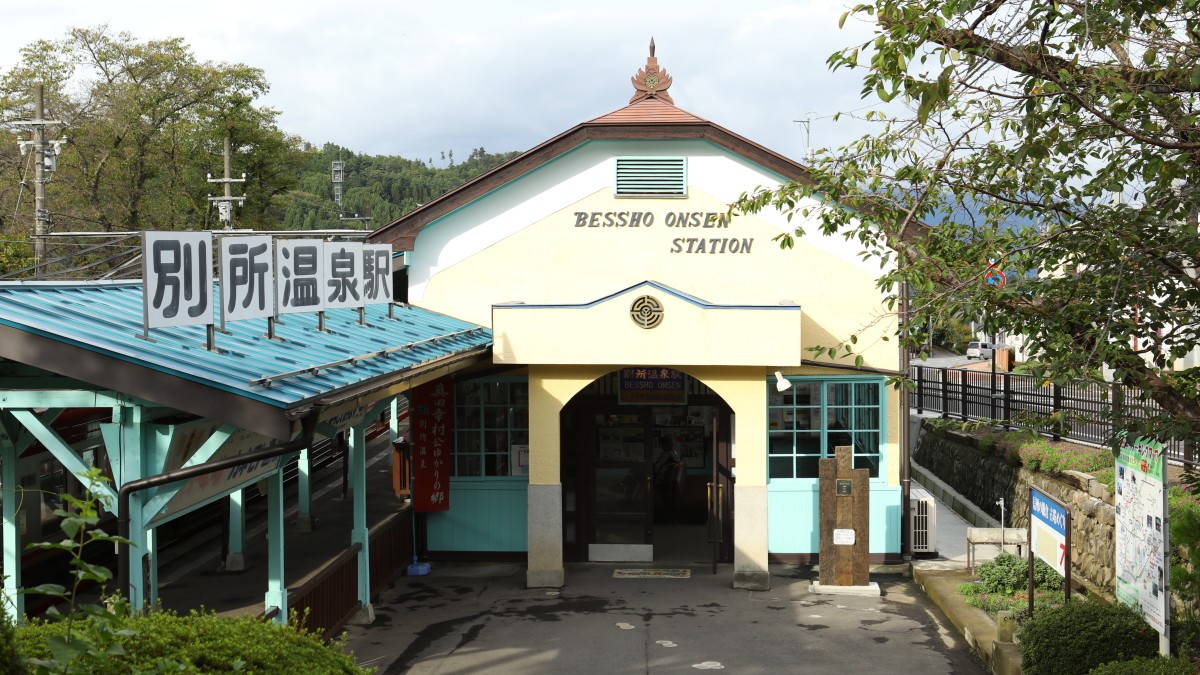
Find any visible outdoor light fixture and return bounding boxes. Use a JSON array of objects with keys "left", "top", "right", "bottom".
[{"left": 775, "top": 371, "right": 792, "bottom": 392}]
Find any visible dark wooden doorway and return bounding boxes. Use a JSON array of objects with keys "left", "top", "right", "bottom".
[{"left": 559, "top": 372, "right": 733, "bottom": 565}]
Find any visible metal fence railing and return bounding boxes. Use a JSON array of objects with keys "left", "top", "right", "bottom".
[{"left": 908, "top": 365, "right": 1196, "bottom": 471}]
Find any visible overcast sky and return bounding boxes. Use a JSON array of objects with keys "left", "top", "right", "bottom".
[{"left": 3, "top": 1, "right": 888, "bottom": 164}]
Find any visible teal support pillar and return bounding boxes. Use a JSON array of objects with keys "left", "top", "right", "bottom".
[
  {"left": 389, "top": 398, "right": 399, "bottom": 472},
  {"left": 115, "top": 405, "right": 150, "bottom": 610},
  {"left": 146, "top": 527, "right": 158, "bottom": 606},
  {"left": 225, "top": 489, "right": 246, "bottom": 572},
  {"left": 348, "top": 423, "right": 374, "bottom": 625},
  {"left": 2, "top": 435, "right": 23, "bottom": 620},
  {"left": 295, "top": 448, "right": 315, "bottom": 533},
  {"left": 264, "top": 466, "right": 287, "bottom": 624}
]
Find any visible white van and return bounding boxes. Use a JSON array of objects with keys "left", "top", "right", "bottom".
[{"left": 966, "top": 341, "right": 994, "bottom": 360}]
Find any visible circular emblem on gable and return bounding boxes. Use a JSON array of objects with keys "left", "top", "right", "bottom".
[{"left": 630, "top": 295, "right": 663, "bottom": 329}]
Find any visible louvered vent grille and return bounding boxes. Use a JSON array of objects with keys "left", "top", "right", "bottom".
[{"left": 615, "top": 157, "right": 687, "bottom": 197}]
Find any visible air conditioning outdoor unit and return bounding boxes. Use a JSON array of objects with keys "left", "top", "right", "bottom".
[{"left": 909, "top": 487, "right": 938, "bottom": 556}]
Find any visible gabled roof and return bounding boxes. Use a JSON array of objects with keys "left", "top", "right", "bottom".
[
  {"left": 586, "top": 97, "right": 706, "bottom": 125},
  {"left": 0, "top": 281, "right": 492, "bottom": 438},
  {"left": 369, "top": 43, "right": 813, "bottom": 251}
]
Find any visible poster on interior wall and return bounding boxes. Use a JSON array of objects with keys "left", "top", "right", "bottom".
[
  {"left": 618, "top": 367, "right": 687, "bottom": 405},
  {"left": 410, "top": 376, "right": 453, "bottom": 512},
  {"left": 1115, "top": 435, "right": 1169, "bottom": 636}
]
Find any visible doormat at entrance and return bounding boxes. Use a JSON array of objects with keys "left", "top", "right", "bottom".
[{"left": 613, "top": 568, "right": 691, "bottom": 579}]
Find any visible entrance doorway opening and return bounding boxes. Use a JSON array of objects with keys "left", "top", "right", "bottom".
[{"left": 560, "top": 369, "right": 733, "bottom": 566}]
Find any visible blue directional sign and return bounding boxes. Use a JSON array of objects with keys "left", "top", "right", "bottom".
[{"left": 1030, "top": 487, "right": 1068, "bottom": 575}]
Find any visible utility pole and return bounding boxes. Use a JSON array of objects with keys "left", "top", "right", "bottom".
[
  {"left": 207, "top": 136, "right": 246, "bottom": 229},
  {"left": 332, "top": 159, "right": 371, "bottom": 229},
  {"left": 794, "top": 112, "right": 816, "bottom": 164},
  {"left": 13, "top": 84, "right": 65, "bottom": 269}
]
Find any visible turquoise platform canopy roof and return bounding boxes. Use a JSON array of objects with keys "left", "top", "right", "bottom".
[{"left": 0, "top": 281, "right": 492, "bottom": 438}]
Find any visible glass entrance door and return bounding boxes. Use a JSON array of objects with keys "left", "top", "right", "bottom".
[{"left": 589, "top": 414, "right": 653, "bottom": 561}]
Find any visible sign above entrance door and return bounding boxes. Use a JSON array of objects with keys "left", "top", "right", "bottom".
[{"left": 619, "top": 368, "right": 686, "bottom": 405}]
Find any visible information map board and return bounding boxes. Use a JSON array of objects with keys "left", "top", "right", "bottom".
[{"left": 1115, "top": 436, "right": 1168, "bottom": 637}]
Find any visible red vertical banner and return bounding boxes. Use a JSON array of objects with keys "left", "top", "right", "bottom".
[{"left": 411, "top": 375, "right": 453, "bottom": 512}]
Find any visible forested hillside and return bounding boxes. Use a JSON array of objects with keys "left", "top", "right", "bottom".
[
  {"left": 279, "top": 145, "right": 519, "bottom": 232},
  {"left": 0, "top": 27, "right": 518, "bottom": 277}
]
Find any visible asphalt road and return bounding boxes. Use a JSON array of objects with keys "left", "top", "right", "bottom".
[{"left": 345, "top": 563, "right": 986, "bottom": 674}]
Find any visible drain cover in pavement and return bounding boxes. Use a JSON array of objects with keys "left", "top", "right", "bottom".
[{"left": 613, "top": 568, "right": 691, "bottom": 579}]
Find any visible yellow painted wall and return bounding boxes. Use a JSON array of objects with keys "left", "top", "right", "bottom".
[{"left": 418, "top": 187, "right": 899, "bottom": 372}]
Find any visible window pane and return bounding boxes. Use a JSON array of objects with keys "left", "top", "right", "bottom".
[
  {"left": 854, "top": 382, "right": 879, "bottom": 406},
  {"left": 853, "top": 408, "right": 880, "bottom": 431},
  {"left": 511, "top": 383, "right": 529, "bottom": 405},
  {"left": 483, "top": 405, "right": 509, "bottom": 428},
  {"left": 827, "top": 406, "right": 851, "bottom": 430},
  {"left": 791, "top": 383, "right": 815, "bottom": 407},
  {"left": 511, "top": 406, "right": 529, "bottom": 429},
  {"left": 769, "top": 456, "right": 795, "bottom": 479},
  {"left": 853, "top": 453, "right": 880, "bottom": 477},
  {"left": 456, "top": 382, "right": 480, "bottom": 405},
  {"left": 797, "top": 456, "right": 821, "bottom": 478},
  {"left": 795, "top": 432, "right": 821, "bottom": 455},
  {"left": 457, "top": 406, "right": 480, "bottom": 429},
  {"left": 854, "top": 431, "right": 880, "bottom": 453},
  {"left": 826, "top": 382, "right": 850, "bottom": 406},
  {"left": 768, "top": 432, "right": 793, "bottom": 455},
  {"left": 484, "top": 430, "right": 509, "bottom": 453},
  {"left": 455, "top": 454, "right": 480, "bottom": 476},
  {"left": 827, "top": 430, "right": 853, "bottom": 454},
  {"left": 480, "top": 382, "right": 506, "bottom": 404},
  {"left": 485, "top": 453, "right": 510, "bottom": 476}
]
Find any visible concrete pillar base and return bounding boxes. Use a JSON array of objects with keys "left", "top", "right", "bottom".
[
  {"left": 294, "top": 514, "right": 316, "bottom": 533},
  {"left": 733, "top": 571, "right": 771, "bottom": 591},
  {"left": 224, "top": 552, "right": 246, "bottom": 572},
  {"left": 526, "top": 568, "right": 565, "bottom": 588},
  {"left": 349, "top": 602, "right": 376, "bottom": 626}
]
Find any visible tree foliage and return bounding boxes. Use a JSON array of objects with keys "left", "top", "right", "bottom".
[
  {"left": 737, "top": 0, "right": 1200, "bottom": 442},
  {"left": 0, "top": 27, "right": 519, "bottom": 278}
]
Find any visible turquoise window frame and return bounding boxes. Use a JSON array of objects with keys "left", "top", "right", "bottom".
[
  {"left": 766, "top": 376, "right": 886, "bottom": 482},
  {"left": 452, "top": 375, "right": 530, "bottom": 480}
]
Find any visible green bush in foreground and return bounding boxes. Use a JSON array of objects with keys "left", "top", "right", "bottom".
[
  {"left": 16, "top": 608, "right": 370, "bottom": 674},
  {"left": 1019, "top": 600, "right": 1158, "bottom": 675},
  {"left": 973, "top": 552, "right": 1063, "bottom": 595},
  {"left": 0, "top": 604, "right": 27, "bottom": 675},
  {"left": 1088, "top": 655, "right": 1198, "bottom": 674}
]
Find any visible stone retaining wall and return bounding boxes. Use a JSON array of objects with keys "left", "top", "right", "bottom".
[{"left": 913, "top": 422, "right": 1117, "bottom": 594}]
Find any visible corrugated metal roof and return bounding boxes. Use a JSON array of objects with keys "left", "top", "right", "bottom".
[
  {"left": 0, "top": 281, "right": 491, "bottom": 410},
  {"left": 587, "top": 97, "right": 706, "bottom": 125}
]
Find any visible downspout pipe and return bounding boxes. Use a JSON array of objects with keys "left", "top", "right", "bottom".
[
  {"left": 899, "top": 282, "right": 912, "bottom": 561},
  {"left": 116, "top": 410, "right": 321, "bottom": 604}
]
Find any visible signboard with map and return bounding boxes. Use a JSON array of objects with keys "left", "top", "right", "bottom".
[{"left": 1115, "top": 436, "right": 1168, "bottom": 637}]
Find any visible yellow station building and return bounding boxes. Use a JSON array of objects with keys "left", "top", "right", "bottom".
[{"left": 370, "top": 44, "right": 907, "bottom": 590}]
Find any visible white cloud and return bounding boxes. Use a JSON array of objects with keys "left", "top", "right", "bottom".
[{"left": 2, "top": 1, "right": 887, "bottom": 162}]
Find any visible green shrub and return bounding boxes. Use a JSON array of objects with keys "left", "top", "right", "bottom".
[
  {"left": 1019, "top": 600, "right": 1158, "bottom": 675},
  {"left": 1016, "top": 438, "right": 1111, "bottom": 473},
  {"left": 17, "top": 608, "right": 369, "bottom": 674},
  {"left": 0, "top": 604, "right": 27, "bottom": 675},
  {"left": 1088, "top": 655, "right": 1197, "bottom": 674},
  {"left": 972, "top": 552, "right": 1063, "bottom": 595}
]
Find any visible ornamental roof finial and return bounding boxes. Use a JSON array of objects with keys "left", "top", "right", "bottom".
[{"left": 630, "top": 37, "right": 674, "bottom": 105}]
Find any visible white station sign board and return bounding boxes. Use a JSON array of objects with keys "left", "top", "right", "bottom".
[
  {"left": 143, "top": 231, "right": 214, "bottom": 328},
  {"left": 142, "top": 232, "right": 394, "bottom": 332}
]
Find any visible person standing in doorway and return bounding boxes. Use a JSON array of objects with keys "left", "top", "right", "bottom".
[{"left": 654, "top": 434, "right": 687, "bottom": 523}]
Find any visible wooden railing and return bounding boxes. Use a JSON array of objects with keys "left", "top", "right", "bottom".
[
  {"left": 287, "top": 544, "right": 362, "bottom": 638},
  {"left": 368, "top": 508, "right": 413, "bottom": 597},
  {"left": 274, "top": 505, "right": 413, "bottom": 638}
]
